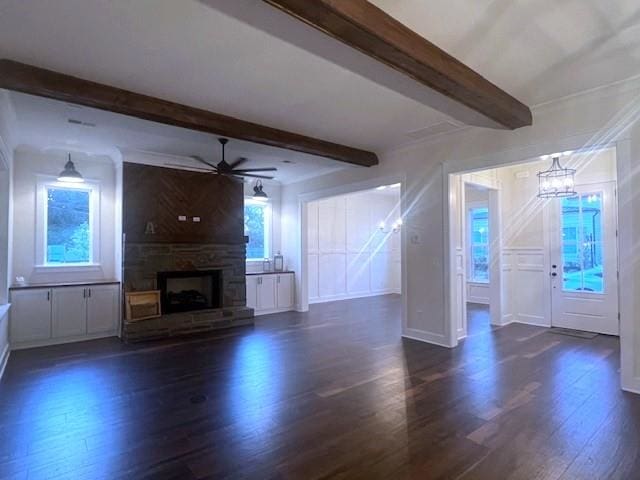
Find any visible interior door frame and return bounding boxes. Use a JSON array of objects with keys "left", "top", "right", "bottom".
[
  {"left": 296, "top": 172, "right": 407, "bottom": 329},
  {"left": 445, "top": 138, "right": 637, "bottom": 393},
  {"left": 455, "top": 179, "right": 502, "bottom": 339}
]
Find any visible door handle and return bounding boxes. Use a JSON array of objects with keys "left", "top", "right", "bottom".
[
  {"left": 551, "top": 272, "right": 558, "bottom": 277},
  {"left": 88, "top": 288, "right": 91, "bottom": 298}
]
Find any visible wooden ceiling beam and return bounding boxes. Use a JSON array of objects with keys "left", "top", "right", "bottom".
[
  {"left": 263, "top": 0, "right": 533, "bottom": 130},
  {"left": 0, "top": 59, "right": 378, "bottom": 167}
]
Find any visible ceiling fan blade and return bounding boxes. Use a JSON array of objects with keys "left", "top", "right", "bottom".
[
  {"left": 191, "top": 155, "right": 218, "bottom": 170},
  {"left": 228, "top": 157, "right": 248, "bottom": 169},
  {"left": 232, "top": 167, "right": 278, "bottom": 173},
  {"left": 164, "top": 163, "right": 215, "bottom": 172},
  {"left": 235, "top": 173, "right": 275, "bottom": 180}
]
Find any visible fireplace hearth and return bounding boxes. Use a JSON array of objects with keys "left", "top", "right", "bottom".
[{"left": 157, "top": 270, "right": 222, "bottom": 314}]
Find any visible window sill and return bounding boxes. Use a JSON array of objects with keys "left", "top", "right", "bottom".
[{"left": 33, "top": 264, "right": 103, "bottom": 274}]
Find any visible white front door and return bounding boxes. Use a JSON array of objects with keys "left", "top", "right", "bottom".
[{"left": 549, "top": 182, "right": 619, "bottom": 335}]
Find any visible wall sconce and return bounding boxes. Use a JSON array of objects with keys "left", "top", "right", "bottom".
[{"left": 378, "top": 218, "right": 402, "bottom": 234}]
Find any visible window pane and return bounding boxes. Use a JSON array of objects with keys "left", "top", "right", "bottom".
[
  {"left": 472, "top": 246, "right": 489, "bottom": 282},
  {"left": 561, "top": 193, "right": 603, "bottom": 293},
  {"left": 470, "top": 207, "right": 489, "bottom": 282},
  {"left": 244, "top": 203, "right": 266, "bottom": 259},
  {"left": 47, "top": 188, "right": 90, "bottom": 264}
]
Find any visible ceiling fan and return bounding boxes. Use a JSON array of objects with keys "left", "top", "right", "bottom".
[{"left": 166, "top": 138, "right": 277, "bottom": 180}]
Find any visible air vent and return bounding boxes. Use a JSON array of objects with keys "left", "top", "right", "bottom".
[
  {"left": 406, "top": 121, "right": 462, "bottom": 140},
  {"left": 68, "top": 118, "right": 96, "bottom": 128}
]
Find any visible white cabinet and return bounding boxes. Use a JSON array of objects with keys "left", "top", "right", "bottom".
[
  {"left": 258, "top": 275, "right": 277, "bottom": 310},
  {"left": 276, "top": 273, "right": 294, "bottom": 309},
  {"left": 246, "top": 276, "right": 259, "bottom": 310},
  {"left": 87, "top": 285, "right": 120, "bottom": 334},
  {"left": 10, "top": 288, "right": 51, "bottom": 343},
  {"left": 246, "top": 273, "right": 295, "bottom": 315},
  {"left": 52, "top": 287, "right": 87, "bottom": 338},
  {"left": 10, "top": 283, "right": 120, "bottom": 348}
]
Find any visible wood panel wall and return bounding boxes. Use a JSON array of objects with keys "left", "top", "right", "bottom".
[{"left": 123, "top": 163, "right": 244, "bottom": 244}]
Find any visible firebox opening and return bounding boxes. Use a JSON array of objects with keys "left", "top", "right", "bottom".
[{"left": 157, "top": 270, "right": 222, "bottom": 314}]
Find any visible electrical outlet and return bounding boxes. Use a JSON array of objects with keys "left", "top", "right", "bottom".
[
  {"left": 193, "top": 217, "right": 201, "bottom": 223},
  {"left": 178, "top": 215, "right": 187, "bottom": 222}
]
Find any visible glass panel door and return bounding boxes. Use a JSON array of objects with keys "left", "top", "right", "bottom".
[{"left": 560, "top": 192, "right": 604, "bottom": 293}]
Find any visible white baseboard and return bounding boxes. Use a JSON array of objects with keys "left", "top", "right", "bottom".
[
  {"left": 622, "top": 384, "right": 640, "bottom": 395},
  {"left": 515, "top": 314, "right": 550, "bottom": 327},
  {"left": 402, "top": 328, "right": 452, "bottom": 348},
  {"left": 621, "top": 377, "right": 640, "bottom": 395},
  {"left": 309, "top": 289, "right": 398, "bottom": 304},
  {"left": 10, "top": 331, "right": 119, "bottom": 351},
  {"left": 253, "top": 307, "right": 295, "bottom": 317}
]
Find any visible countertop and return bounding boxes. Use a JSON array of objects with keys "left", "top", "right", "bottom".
[
  {"left": 246, "top": 271, "right": 295, "bottom": 276},
  {"left": 9, "top": 280, "right": 121, "bottom": 290}
]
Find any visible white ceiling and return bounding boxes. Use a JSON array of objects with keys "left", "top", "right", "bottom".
[
  {"left": 0, "top": 0, "right": 639, "bottom": 181},
  {"left": 7, "top": 91, "right": 349, "bottom": 184}
]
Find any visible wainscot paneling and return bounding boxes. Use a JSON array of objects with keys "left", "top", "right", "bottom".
[
  {"left": 502, "top": 247, "right": 550, "bottom": 327},
  {"left": 308, "top": 189, "right": 401, "bottom": 304}
]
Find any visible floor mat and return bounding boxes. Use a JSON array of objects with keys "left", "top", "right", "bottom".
[{"left": 549, "top": 327, "right": 598, "bottom": 339}]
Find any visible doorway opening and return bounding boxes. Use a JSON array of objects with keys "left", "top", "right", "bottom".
[
  {"left": 305, "top": 183, "right": 402, "bottom": 305},
  {"left": 449, "top": 146, "right": 619, "bottom": 339}
]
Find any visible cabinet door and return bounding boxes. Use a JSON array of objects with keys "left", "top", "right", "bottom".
[
  {"left": 246, "top": 276, "right": 259, "bottom": 309},
  {"left": 10, "top": 288, "right": 52, "bottom": 343},
  {"left": 257, "top": 275, "right": 277, "bottom": 310},
  {"left": 52, "top": 287, "right": 87, "bottom": 338},
  {"left": 87, "top": 285, "right": 120, "bottom": 334},
  {"left": 276, "top": 274, "right": 294, "bottom": 309}
]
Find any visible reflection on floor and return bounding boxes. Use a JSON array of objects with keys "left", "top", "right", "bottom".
[
  {"left": 1, "top": 294, "right": 637, "bottom": 479},
  {"left": 467, "top": 302, "right": 497, "bottom": 337}
]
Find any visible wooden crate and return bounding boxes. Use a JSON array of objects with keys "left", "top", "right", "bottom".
[{"left": 125, "top": 290, "right": 161, "bottom": 322}]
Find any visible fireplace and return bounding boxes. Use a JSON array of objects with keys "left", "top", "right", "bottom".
[{"left": 157, "top": 270, "right": 222, "bottom": 314}]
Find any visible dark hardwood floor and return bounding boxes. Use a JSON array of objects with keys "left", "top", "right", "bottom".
[{"left": 1, "top": 294, "right": 638, "bottom": 479}]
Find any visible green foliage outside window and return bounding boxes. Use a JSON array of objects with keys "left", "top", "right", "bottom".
[
  {"left": 244, "top": 202, "right": 267, "bottom": 259},
  {"left": 47, "top": 188, "right": 90, "bottom": 264}
]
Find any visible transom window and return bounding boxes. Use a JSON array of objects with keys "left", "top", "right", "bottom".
[
  {"left": 469, "top": 207, "right": 489, "bottom": 283},
  {"left": 244, "top": 199, "right": 271, "bottom": 260}
]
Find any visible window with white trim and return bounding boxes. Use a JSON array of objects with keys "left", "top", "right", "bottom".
[
  {"left": 37, "top": 180, "right": 100, "bottom": 267},
  {"left": 244, "top": 198, "right": 271, "bottom": 261},
  {"left": 469, "top": 206, "right": 489, "bottom": 283}
]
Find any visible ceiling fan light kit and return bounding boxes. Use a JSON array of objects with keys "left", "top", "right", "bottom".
[{"left": 189, "top": 138, "right": 278, "bottom": 180}]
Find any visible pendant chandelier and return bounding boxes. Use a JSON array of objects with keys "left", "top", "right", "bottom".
[{"left": 537, "top": 152, "right": 576, "bottom": 198}]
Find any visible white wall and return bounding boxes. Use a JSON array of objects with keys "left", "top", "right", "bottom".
[
  {"left": 281, "top": 75, "right": 640, "bottom": 392},
  {"left": 307, "top": 188, "right": 401, "bottom": 303},
  {"left": 0, "top": 91, "right": 16, "bottom": 377},
  {"left": 0, "top": 90, "right": 16, "bottom": 305},
  {"left": 11, "top": 148, "right": 117, "bottom": 285}
]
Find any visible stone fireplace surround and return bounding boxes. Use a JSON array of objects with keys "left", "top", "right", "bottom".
[
  {"left": 122, "top": 162, "right": 254, "bottom": 342},
  {"left": 123, "top": 243, "right": 253, "bottom": 342}
]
